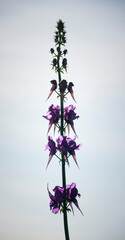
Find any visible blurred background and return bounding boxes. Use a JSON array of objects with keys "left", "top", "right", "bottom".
[{"left": 0, "top": 0, "right": 124, "bottom": 239}]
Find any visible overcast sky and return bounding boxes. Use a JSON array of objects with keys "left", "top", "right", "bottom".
[{"left": 0, "top": 0, "right": 125, "bottom": 240}]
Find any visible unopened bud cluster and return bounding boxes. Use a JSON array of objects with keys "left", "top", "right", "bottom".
[{"left": 50, "top": 20, "right": 68, "bottom": 73}]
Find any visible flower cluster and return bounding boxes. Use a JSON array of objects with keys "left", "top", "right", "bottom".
[
  {"left": 46, "top": 79, "right": 76, "bottom": 102},
  {"left": 43, "top": 104, "right": 79, "bottom": 136},
  {"left": 43, "top": 104, "right": 60, "bottom": 134},
  {"left": 45, "top": 136, "right": 81, "bottom": 169},
  {"left": 48, "top": 183, "right": 83, "bottom": 215},
  {"left": 64, "top": 105, "right": 79, "bottom": 136},
  {"left": 57, "top": 136, "right": 81, "bottom": 168}
]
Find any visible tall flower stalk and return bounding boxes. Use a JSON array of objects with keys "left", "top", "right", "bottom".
[{"left": 44, "top": 20, "right": 83, "bottom": 240}]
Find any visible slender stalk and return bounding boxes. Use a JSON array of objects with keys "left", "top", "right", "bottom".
[{"left": 57, "top": 47, "right": 70, "bottom": 240}]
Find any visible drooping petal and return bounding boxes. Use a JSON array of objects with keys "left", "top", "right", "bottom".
[
  {"left": 72, "top": 198, "right": 84, "bottom": 215},
  {"left": 46, "top": 154, "right": 53, "bottom": 170},
  {"left": 70, "top": 91, "right": 77, "bottom": 103},
  {"left": 65, "top": 155, "right": 70, "bottom": 166},
  {"left": 71, "top": 124, "right": 78, "bottom": 138},
  {"left": 46, "top": 90, "right": 53, "bottom": 101},
  {"left": 47, "top": 184, "right": 55, "bottom": 201},
  {"left": 72, "top": 153, "right": 80, "bottom": 169},
  {"left": 69, "top": 202, "right": 75, "bottom": 215},
  {"left": 54, "top": 124, "right": 56, "bottom": 135},
  {"left": 47, "top": 123, "right": 52, "bottom": 135},
  {"left": 67, "top": 123, "right": 70, "bottom": 136}
]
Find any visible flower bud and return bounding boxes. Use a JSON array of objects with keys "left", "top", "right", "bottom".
[
  {"left": 63, "top": 30, "right": 66, "bottom": 36},
  {"left": 62, "top": 58, "right": 67, "bottom": 71},
  {"left": 50, "top": 48, "right": 54, "bottom": 54},
  {"left": 62, "top": 36, "right": 66, "bottom": 43},
  {"left": 57, "top": 19, "right": 65, "bottom": 32},
  {"left": 52, "top": 58, "right": 57, "bottom": 67},
  {"left": 62, "top": 58, "right": 67, "bottom": 66},
  {"left": 63, "top": 49, "right": 68, "bottom": 56},
  {"left": 54, "top": 35, "right": 58, "bottom": 43}
]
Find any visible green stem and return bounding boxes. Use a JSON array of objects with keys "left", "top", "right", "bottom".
[{"left": 57, "top": 46, "right": 70, "bottom": 240}]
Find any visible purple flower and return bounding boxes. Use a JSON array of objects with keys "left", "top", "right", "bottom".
[
  {"left": 66, "top": 183, "right": 83, "bottom": 215},
  {"left": 48, "top": 183, "right": 83, "bottom": 215},
  {"left": 45, "top": 136, "right": 57, "bottom": 169},
  {"left": 43, "top": 104, "right": 61, "bottom": 134},
  {"left": 56, "top": 136, "right": 69, "bottom": 157},
  {"left": 59, "top": 79, "right": 67, "bottom": 96},
  {"left": 56, "top": 136, "right": 81, "bottom": 168},
  {"left": 67, "top": 137, "right": 81, "bottom": 168},
  {"left": 68, "top": 82, "right": 77, "bottom": 103},
  {"left": 47, "top": 185, "right": 64, "bottom": 214},
  {"left": 64, "top": 105, "right": 79, "bottom": 136},
  {"left": 46, "top": 80, "right": 57, "bottom": 101}
]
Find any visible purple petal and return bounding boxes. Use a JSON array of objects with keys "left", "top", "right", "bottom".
[
  {"left": 52, "top": 206, "right": 60, "bottom": 214},
  {"left": 56, "top": 135, "right": 64, "bottom": 145},
  {"left": 71, "top": 125, "right": 78, "bottom": 137},
  {"left": 72, "top": 154, "right": 80, "bottom": 169},
  {"left": 53, "top": 186, "right": 64, "bottom": 194},
  {"left": 67, "top": 124, "right": 70, "bottom": 135},
  {"left": 70, "top": 183, "right": 76, "bottom": 189},
  {"left": 46, "top": 111, "right": 52, "bottom": 120},
  {"left": 76, "top": 143, "right": 82, "bottom": 150},
  {"left": 47, "top": 123, "right": 52, "bottom": 135},
  {"left": 68, "top": 105, "right": 75, "bottom": 111},
  {"left": 69, "top": 202, "right": 75, "bottom": 215},
  {"left": 78, "top": 193, "right": 81, "bottom": 198},
  {"left": 47, "top": 184, "right": 55, "bottom": 201},
  {"left": 46, "top": 154, "right": 53, "bottom": 169},
  {"left": 72, "top": 198, "right": 83, "bottom": 215}
]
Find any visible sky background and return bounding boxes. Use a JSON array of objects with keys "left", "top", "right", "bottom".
[{"left": 0, "top": 0, "right": 125, "bottom": 239}]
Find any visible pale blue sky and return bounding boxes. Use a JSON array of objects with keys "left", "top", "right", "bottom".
[{"left": 0, "top": 0, "right": 125, "bottom": 240}]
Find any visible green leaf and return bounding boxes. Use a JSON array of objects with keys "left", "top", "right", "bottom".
[{"left": 67, "top": 208, "right": 71, "bottom": 212}]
